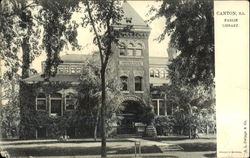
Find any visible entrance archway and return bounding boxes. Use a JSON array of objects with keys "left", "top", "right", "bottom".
[{"left": 117, "top": 99, "right": 145, "bottom": 134}]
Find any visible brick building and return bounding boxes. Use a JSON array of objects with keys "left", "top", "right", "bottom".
[{"left": 23, "top": 2, "right": 174, "bottom": 138}]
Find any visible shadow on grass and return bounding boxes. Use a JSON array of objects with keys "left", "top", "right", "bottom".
[
  {"left": 178, "top": 142, "right": 216, "bottom": 152},
  {"left": 143, "top": 136, "right": 189, "bottom": 142},
  {"left": 1, "top": 139, "right": 134, "bottom": 146},
  {"left": 143, "top": 136, "right": 216, "bottom": 142},
  {"left": 5, "top": 145, "right": 163, "bottom": 157},
  {"left": 203, "top": 152, "right": 217, "bottom": 158}
]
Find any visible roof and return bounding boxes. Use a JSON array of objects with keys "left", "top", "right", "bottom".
[
  {"left": 149, "top": 57, "right": 169, "bottom": 66},
  {"left": 61, "top": 54, "right": 90, "bottom": 63},
  {"left": 113, "top": 1, "right": 150, "bottom": 30},
  {"left": 24, "top": 74, "right": 81, "bottom": 83}
]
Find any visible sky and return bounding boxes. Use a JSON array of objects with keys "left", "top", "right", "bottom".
[{"left": 31, "top": 1, "right": 170, "bottom": 73}]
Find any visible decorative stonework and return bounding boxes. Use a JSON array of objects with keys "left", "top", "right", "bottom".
[
  {"left": 118, "top": 39, "right": 145, "bottom": 48},
  {"left": 117, "top": 95, "right": 146, "bottom": 106},
  {"left": 133, "top": 70, "right": 144, "bottom": 77},
  {"left": 119, "top": 70, "right": 130, "bottom": 77},
  {"left": 119, "top": 61, "right": 143, "bottom": 66},
  {"left": 117, "top": 31, "right": 149, "bottom": 39}
]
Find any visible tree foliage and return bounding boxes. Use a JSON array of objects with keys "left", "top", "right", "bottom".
[
  {"left": 36, "top": 0, "right": 80, "bottom": 79},
  {"left": 150, "top": 0, "right": 215, "bottom": 137},
  {"left": 151, "top": 0, "right": 214, "bottom": 87}
]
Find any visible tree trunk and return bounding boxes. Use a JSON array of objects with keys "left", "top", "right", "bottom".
[
  {"left": 94, "top": 104, "right": 101, "bottom": 141},
  {"left": 0, "top": 58, "right": 2, "bottom": 107},
  {"left": 101, "top": 68, "right": 107, "bottom": 158},
  {"left": 21, "top": 36, "right": 30, "bottom": 79}
]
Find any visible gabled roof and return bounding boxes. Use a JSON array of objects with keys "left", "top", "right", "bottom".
[
  {"left": 114, "top": 1, "right": 150, "bottom": 30},
  {"left": 121, "top": 2, "right": 147, "bottom": 26},
  {"left": 24, "top": 74, "right": 81, "bottom": 83}
]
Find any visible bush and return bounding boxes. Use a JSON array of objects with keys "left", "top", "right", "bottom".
[{"left": 154, "top": 115, "right": 175, "bottom": 136}]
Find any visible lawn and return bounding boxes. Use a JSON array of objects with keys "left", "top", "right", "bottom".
[{"left": 0, "top": 135, "right": 216, "bottom": 158}]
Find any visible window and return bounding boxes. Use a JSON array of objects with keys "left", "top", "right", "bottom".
[
  {"left": 65, "top": 93, "right": 76, "bottom": 110},
  {"left": 127, "top": 49, "right": 133, "bottom": 56},
  {"left": 64, "top": 67, "right": 69, "bottom": 74},
  {"left": 127, "top": 43, "right": 134, "bottom": 56},
  {"left": 159, "top": 100, "right": 165, "bottom": 115},
  {"left": 76, "top": 67, "right": 82, "bottom": 73},
  {"left": 120, "top": 48, "right": 126, "bottom": 56},
  {"left": 160, "top": 70, "right": 165, "bottom": 78},
  {"left": 152, "top": 100, "right": 157, "bottom": 115},
  {"left": 135, "top": 49, "right": 142, "bottom": 56},
  {"left": 155, "top": 70, "right": 160, "bottom": 78},
  {"left": 135, "top": 43, "right": 143, "bottom": 56},
  {"left": 50, "top": 93, "right": 62, "bottom": 116},
  {"left": 135, "top": 76, "right": 142, "bottom": 91},
  {"left": 36, "top": 93, "right": 46, "bottom": 111},
  {"left": 71, "top": 67, "right": 76, "bottom": 74},
  {"left": 150, "top": 70, "right": 154, "bottom": 77},
  {"left": 125, "top": 17, "right": 132, "bottom": 23},
  {"left": 120, "top": 76, "right": 128, "bottom": 91},
  {"left": 58, "top": 66, "right": 64, "bottom": 74}
]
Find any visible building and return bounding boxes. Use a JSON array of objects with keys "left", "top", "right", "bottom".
[{"left": 22, "top": 2, "right": 173, "bottom": 138}]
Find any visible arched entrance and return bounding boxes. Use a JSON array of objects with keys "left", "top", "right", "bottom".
[{"left": 117, "top": 99, "right": 145, "bottom": 134}]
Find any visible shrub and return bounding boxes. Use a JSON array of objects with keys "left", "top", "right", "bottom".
[{"left": 154, "top": 115, "right": 175, "bottom": 136}]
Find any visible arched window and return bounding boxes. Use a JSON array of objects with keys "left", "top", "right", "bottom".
[
  {"left": 150, "top": 69, "right": 154, "bottom": 77},
  {"left": 135, "top": 76, "right": 142, "bottom": 91},
  {"left": 135, "top": 43, "right": 143, "bottom": 56},
  {"left": 160, "top": 70, "right": 165, "bottom": 78},
  {"left": 65, "top": 93, "right": 76, "bottom": 110},
  {"left": 50, "top": 93, "right": 62, "bottom": 116},
  {"left": 58, "top": 66, "right": 64, "bottom": 74},
  {"left": 71, "top": 67, "right": 76, "bottom": 74},
  {"left": 155, "top": 70, "right": 160, "bottom": 78},
  {"left": 36, "top": 93, "right": 46, "bottom": 111},
  {"left": 119, "top": 43, "right": 126, "bottom": 56},
  {"left": 127, "top": 43, "right": 134, "bottom": 56},
  {"left": 120, "top": 76, "right": 128, "bottom": 91},
  {"left": 165, "top": 70, "right": 168, "bottom": 78}
]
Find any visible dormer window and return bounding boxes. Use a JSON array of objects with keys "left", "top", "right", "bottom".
[{"left": 125, "top": 17, "right": 132, "bottom": 23}]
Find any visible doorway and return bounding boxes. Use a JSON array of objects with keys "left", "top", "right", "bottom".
[{"left": 117, "top": 100, "right": 144, "bottom": 134}]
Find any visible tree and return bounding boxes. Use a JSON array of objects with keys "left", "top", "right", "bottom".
[
  {"left": 150, "top": 0, "right": 214, "bottom": 87},
  {"left": 35, "top": 0, "right": 80, "bottom": 80},
  {"left": 81, "top": 0, "right": 123, "bottom": 157},
  {"left": 0, "top": 0, "right": 40, "bottom": 138},
  {"left": 150, "top": 0, "right": 215, "bottom": 138},
  {"left": 76, "top": 54, "right": 122, "bottom": 140}
]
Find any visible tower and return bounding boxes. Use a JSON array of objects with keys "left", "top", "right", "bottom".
[
  {"left": 112, "top": 2, "right": 151, "bottom": 134},
  {"left": 112, "top": 1, "right": 151, "bottom": 104}
]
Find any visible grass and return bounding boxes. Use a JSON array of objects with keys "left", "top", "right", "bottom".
[{"left": 1, "top": 135, "right": 217, "bottom": 157}]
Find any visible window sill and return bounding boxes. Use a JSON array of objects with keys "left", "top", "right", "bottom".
[
  {"left": 121, "top": 91, "right": 129, "bottom": 94},
  {"left": 119, "top": 56, "right": 144, "bottom": 59},
  {"left": 135, "top": 91, "right": 144, "bottom": 94},
  {"left": 50, "top": 114, "right": 61, "bottom": 117}
]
